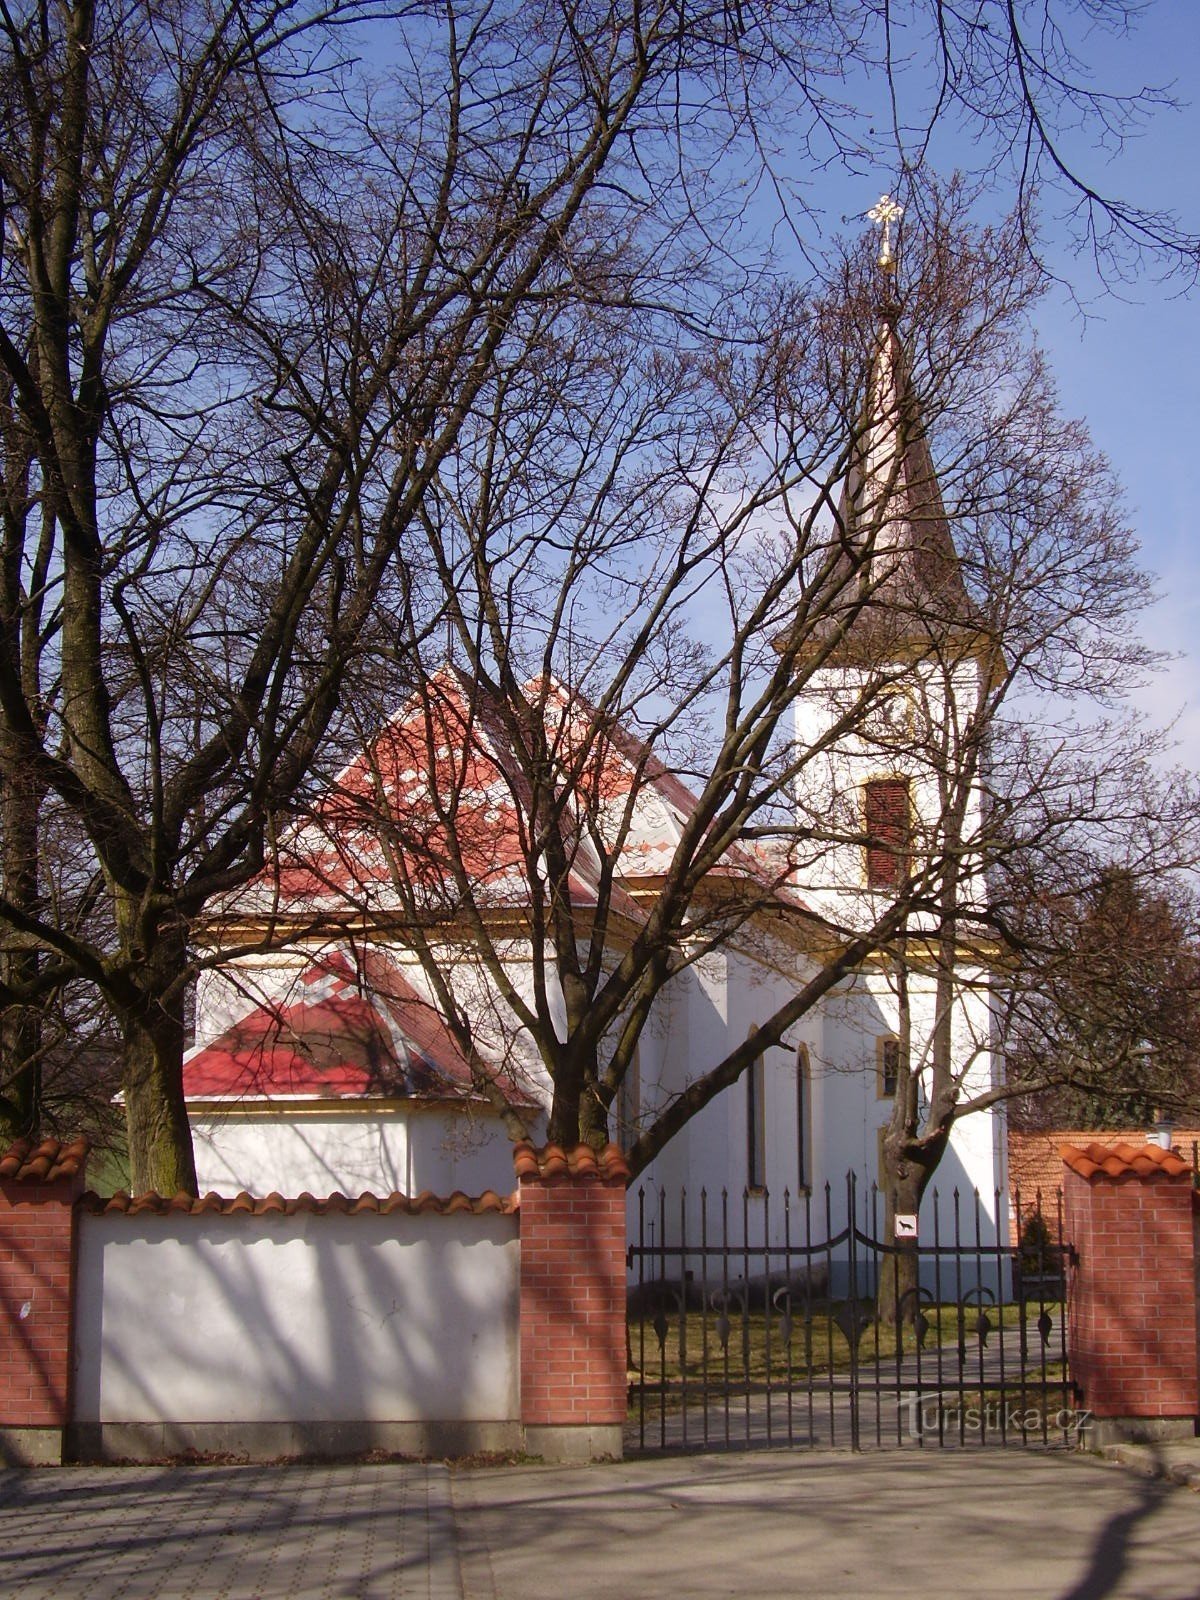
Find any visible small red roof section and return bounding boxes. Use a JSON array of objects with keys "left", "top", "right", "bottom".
[
  {"left": 183, "top": 947, "right": 533, "bottom": 1106},
  {"left": 0, "top": 1135, "right": 90, "bottom": 1184},
  {"left": 1060, "top": 1140, "right": 1192, "bottom": 1184},
  {"left": 80, "top": 1186, "right": 516, "bottom": 1217},
  {"left": 513, "top": 1140, "right": 630, "bottom": 1185}
]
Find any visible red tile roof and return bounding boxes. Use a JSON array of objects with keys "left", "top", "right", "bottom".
[
  {"left": 1060, "top": 1139, "right": 1192, "bottom": 1183},
  {"left": 183, "top": 946, "right": 534, "bottom": 1106},
  {"left": 0, "top": 1135, "right": 90, "bottom": 1183},
  {"left": 225, "top": 666, "right": 810, "bottom": 925},
  {"left": 80, "top": 1186, "right": 516, "bottom": 1217},
  {"left": 252, "top": 669, "right": 646, "bottom": 924},
  {"left": 513, "top": 1140, "right": 630, "bottom": 1185}
]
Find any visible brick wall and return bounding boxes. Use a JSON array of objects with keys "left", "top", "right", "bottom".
[
  {"left": 1063, "top": 1141, "right": 1198, "bottom": 1427},
  {"left": 1009, "top": 1127, "right": 1200, "bottom": 1245},
  {"left": 516, "top": 1143, "right": 628, "bottom": 1440},
  {"left": 0, "top": 1140, "right": 89, "bottom": 1441},
  {"left": 0, "top": 1135, "right": 629, "bottom": 1464}
]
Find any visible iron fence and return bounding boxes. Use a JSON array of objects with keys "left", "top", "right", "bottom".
[{"left": 626, "top": 1174, "right": 1074, "bottom": 1453}]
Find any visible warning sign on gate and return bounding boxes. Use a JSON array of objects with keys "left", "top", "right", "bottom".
[{"left": 893, "top": 1214, "right": 918, "bottom": 1239}]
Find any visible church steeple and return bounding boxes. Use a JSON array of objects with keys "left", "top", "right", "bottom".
[{"left": 827, "top": 197, "right": 977, "bottom": 647}]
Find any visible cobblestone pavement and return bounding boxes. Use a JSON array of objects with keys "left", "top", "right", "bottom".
[
  {"left": 0, "top": 1463, "right": 462, "bottom": 1600},
  {"left": 2, "top": 1446, "right": 1199, "bottom": 1599}
]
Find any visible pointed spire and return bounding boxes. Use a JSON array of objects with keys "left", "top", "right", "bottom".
[
  {"left": 829, "top": 237, "right": 977, "bottom": 647},
  {"left": 778, "top": 203, "right": 988, "bottom": 665}
]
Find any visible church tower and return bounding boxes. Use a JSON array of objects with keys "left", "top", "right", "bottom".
[
  {"left": 791, "top": 195, "right": 992, "bottom": 936},
  {"left": 790, "top": 195, "right": 1004, "bottom": 1224}
]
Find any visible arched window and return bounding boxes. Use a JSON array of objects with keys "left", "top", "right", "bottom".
[
  {"left": 796, "top": 1045, "right": 812, "bottom": 1191},
  {"left": 877, "top": 1036, "right": 899, "bottom": 1099},
  {"left": 747, "top": 1055, "right": 766, "bottom": 1191}
]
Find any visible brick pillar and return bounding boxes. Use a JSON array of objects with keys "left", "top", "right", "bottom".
[
  {"left": 516, "top": 1142, "right": 628, "bottom": 1462},
  {"left": 1062, "top": 1140, "right": 1198, "bottom": 1446},
  {"left": 0, "top": 1137, "right": 89, "bottom": 1465}
]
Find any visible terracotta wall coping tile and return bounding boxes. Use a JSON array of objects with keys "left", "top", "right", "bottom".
[
  {"left": 1060, "top": 1140, "right": 1192, "bottom": 1184},
  {"left": 0, "top": 1134, "right": 90, "bottom": 1184},
  {"left": 512, "top": 1140, "right": 630, "bottom": 1185},
  {"left": 79, "top": 1186, "right": 517, "bottom": 1218}
]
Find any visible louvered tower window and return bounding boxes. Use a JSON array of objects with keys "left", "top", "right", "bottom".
[{"left": 864, "top": 778, "right": 911, "bottom": 887}]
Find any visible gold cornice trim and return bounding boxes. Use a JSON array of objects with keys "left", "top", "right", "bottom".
[
  {"left": 194, "top": 903, "right": 644, "bottom": 955},
  {"left": 186, "top": 1095, "right": 505, "bottom": 1120}
]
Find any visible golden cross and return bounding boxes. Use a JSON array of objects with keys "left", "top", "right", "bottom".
[{"left": 866, "top": 193, "right": 904, "bottom": 274}]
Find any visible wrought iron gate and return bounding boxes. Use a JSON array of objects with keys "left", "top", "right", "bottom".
[{"left": 626, "top": 1175, "right": 1074, "bottom": 1453}]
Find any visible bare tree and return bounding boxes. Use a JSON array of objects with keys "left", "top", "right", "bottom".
[
  {"left": 0, "top": 0, "right": 837, "bottom": 1185},
  {"left": 245, "top": 187, "right": 1197, "bottom": 1259},
  {"left": 0, "top": 0, "right": 1194, "bottom": 1192},
  {"left": 1003, "top": 865, "right": 1200, "bottom": 1129}
]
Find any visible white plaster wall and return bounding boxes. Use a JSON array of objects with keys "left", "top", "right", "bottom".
[
  {"left": 189, "top": 1106, "right": 517, "bottom": 1198},
  {"left": 629, "top": 937, "right": 827, "bottom": 1256},
  {"left": 74, "top": 1211, "right": 520, "bottom": 1424},
  {"left": 814, "top": 962, "right": 1003, "bottom": 1243}
]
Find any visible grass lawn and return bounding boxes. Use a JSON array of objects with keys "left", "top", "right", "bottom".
[{"left": 627, "top": 1299, "right": 1063, "bottom": 1405}]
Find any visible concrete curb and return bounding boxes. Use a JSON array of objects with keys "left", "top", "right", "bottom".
[{"left": 1099, "top": 1441, "right": 1200, "bottom": 1491}]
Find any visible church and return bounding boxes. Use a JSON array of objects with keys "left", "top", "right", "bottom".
[{"left": 183, "top": 199, "right": 1008, "bottom": 1249}]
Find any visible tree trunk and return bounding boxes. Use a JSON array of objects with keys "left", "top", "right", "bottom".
[
  {"left": 545, "top": 1045, "right": 612, "bottom": 1151},
  {"left": 0, "top": 756, "right": 43, "bottom": 1141},
  {"left": 117, "top": 918, "right": 196, "bottom": 1195},
  {"left": 546, "top": 1070, "right": 582, "bottom": 1148},
  {"left": 876, "top": 1162, "right": 927, "bottom": 1326},
  {"left": 122, "top": 999, "right": 196, "bottom": 1195}
]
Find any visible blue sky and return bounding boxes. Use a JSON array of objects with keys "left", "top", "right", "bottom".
[
  {"left": 970, "top": 5, "right": 1200, "bottom": 765},
  {"left": 747, "top": 2, "right": 1200, "bottom": 765},
  {"left": 721, "top": 2, "right": 1200, "bottom": 764}
]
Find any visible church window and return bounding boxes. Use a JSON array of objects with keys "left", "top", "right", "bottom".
[
  {"left": 747, "top": 1055, "right": 766, "bottom": 1191},
  {"left": 878, "top": 1036, "right": 900, "bottom": 1098},
  {"left": 796, "top": 1045, "right": 811, "bottom": 1191},
  {"left": 864, "top": 777, "right": 911, "bottom": 887}
]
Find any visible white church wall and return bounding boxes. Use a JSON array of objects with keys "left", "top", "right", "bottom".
[
  {"left": 627, "top": 934, "right": 828, "bottom": 1268},
  {"left": 789, "top": 645, "right": 1006, "bottom": 1249},
  {"left": 189, "top": 1104, "right": 516, "bottom": 1198},
  {"left": 813, "top": 961, "right": 1003, "bottom": 1244}
]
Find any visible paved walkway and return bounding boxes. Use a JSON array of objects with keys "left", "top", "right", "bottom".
[{"left": 1, "top": 1447, "right": 1198, "bottom": 1599}]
